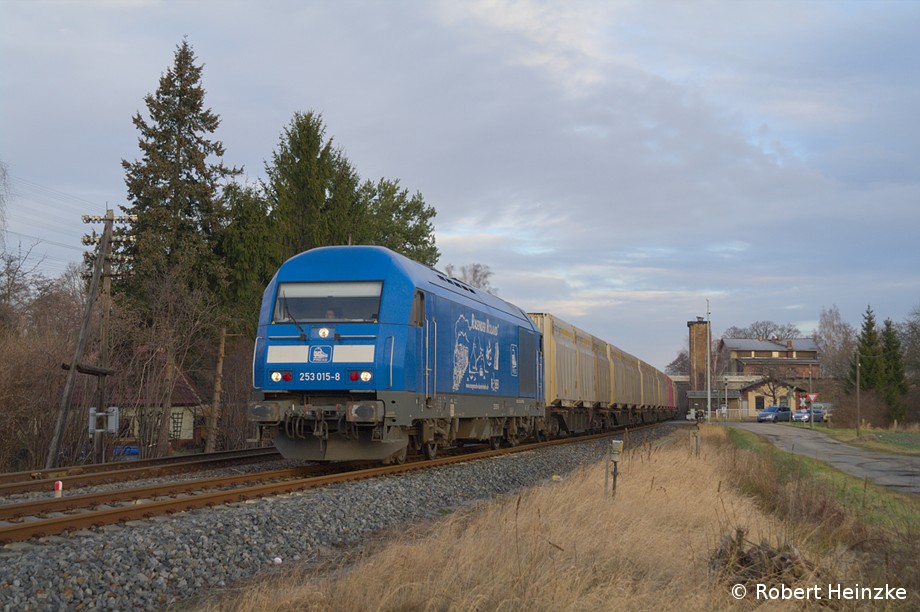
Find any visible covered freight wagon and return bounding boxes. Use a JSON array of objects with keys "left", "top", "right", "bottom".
[{"left": 529, "top": 313, "right": 675, "bottom": 431}]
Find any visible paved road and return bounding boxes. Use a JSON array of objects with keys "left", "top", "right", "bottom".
[{"left": 720, "top": 422, "right": 920, "bottom": 497}]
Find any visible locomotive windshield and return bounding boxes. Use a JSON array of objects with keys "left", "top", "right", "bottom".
[{"left": 273, "top": 281, "right": 383, "bottom": 323}]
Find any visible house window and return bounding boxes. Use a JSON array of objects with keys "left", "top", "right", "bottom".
[{"left": 170, "top": 412, "right": 184, "bottom": 440}]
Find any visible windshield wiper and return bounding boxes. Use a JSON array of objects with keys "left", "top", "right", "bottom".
[{"left": 280, "top": 290, "right": 307, "bottom": 341}]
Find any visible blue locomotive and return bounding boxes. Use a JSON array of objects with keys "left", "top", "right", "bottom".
[{"left": 248, "top": 246, "right": 544, "bottom": 463}]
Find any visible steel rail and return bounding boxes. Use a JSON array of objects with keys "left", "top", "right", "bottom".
[
  {"left": 0, "top": 466, "right": 328, "bottom": 520},
  {"left": 0, "top": 448, "right": 282, "bottom": 496},
  {"left": 0, "top": 423, "right": 666, "bottom": 544},
  {"left": 0, "top": 447, "right": 280, "bottom": 486}
]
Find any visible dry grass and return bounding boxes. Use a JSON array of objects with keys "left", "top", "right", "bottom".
[
  {"left": 198, "top": 428, "right": 849, "bottom": 612},
  {"left": 720, "top": 426, "right": 920, "bottom": 604}
]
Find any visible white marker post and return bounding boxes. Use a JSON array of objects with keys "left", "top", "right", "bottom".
[
  {"left": 54, "top": 480, "right": 63, "bottom": 498},
  {"left": 606, "top": 440, "right": 624, "bottom": 498}
]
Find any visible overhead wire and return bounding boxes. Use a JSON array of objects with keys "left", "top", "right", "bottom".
[{"left": 3, "top": 174, "right": 113, "bottom": 278}]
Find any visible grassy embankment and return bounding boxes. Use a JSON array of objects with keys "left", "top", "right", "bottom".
[{"left": 199, "top": 427, "right": 920, "bottom": 611}]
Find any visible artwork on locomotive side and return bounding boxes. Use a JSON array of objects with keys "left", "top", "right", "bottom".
[{"left": 452, "top": 313, "right": 512, "bottom": 392}]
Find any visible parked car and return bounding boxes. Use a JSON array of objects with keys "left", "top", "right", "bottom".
[
  {"left": 793, "top": 406, "right": 828, "bottom": 423},
  {"left": 792, "top": 409, "right": 810, "bottom": 422},
  {"left": 757, "top": 405, "right": 792, "bottom": 422},
  {"left": 814, "top": 403, "right": 833, "bottom": 422}
]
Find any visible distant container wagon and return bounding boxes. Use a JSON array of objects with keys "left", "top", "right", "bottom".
[{"left": 529, "top": 313, "right": 676, "bottom": 434}]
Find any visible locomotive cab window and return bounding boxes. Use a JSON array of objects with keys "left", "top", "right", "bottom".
[{"left": 273, "top": 281, "right": 383, "bottom": 323}]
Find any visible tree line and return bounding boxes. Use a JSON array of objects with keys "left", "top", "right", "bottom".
[{"left": 0, "top": 40, "right": 440, "bottom": 469}]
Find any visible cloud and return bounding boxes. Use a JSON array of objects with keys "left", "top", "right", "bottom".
[{"left": 3, "top": 0, "right": 920, "bottom": 369}]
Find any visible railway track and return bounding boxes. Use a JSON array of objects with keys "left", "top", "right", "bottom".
[
  {"left": 0, "top": 423, "right": 665, "bottom": 544},
  {"left": 0, "top": 447, "right": 282, "bottom": 496}
]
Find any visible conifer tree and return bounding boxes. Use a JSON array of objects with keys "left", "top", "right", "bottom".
[
  {"left": 217, "top": 183, "right": 274, "bottom": 324},
  {"left": 263, "top": 111, "right": 359, "bottom": 263},
  {"left": 264, "top": 111, "right": 439, "bottom": 266},
  {"left": 121, "top": 39, "right": 241, "bottom": 294},
  {"left": 849, "top": 306, "right": 884, "bottom": 391},
  {"left": 358, "top": 178, "right": 439, "bottom": 266},
  {"left": 120, "top": 39, "right": 241, "bottom": 456},
  {"left": 881, "top": 318, "right": 908, "bottom": 421}
]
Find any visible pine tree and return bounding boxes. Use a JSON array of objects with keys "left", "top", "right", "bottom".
[
  {"left": 119, "top": 39, "right": 241, "bottom": 457},
  {"left": 263, "top": 111, "right": 352, "bottom": 263},
  {"left": 881, "top": 318, "right": 908, "bottom": 421},
  {"left": 121, "top": 39, "right": 241, "bottom": 293},
  {"left": 264, "top": 111, "right": 439, "bottom": 266},
  {"left": 849, "top": 306, "right": 884, "bottom": 391},
  {"left": 217, "top": 183, "right": 275, "bottom": 326},
  {"left": 358, "top": 178, "right": 439, "bottom": 266}
]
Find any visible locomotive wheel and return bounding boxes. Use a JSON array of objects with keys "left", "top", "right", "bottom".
[{"left": 422, "top": 442, "right": 438, "bottom": 460}]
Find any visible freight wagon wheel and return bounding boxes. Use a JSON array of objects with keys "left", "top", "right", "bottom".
[
  {"left": 488, "top": 436, "right": 501, "bottom": 450},
  {"left": 422, "top": 442, "right": 438, "bottom": 460},
  {"left": 388, "top": 446, "right": 407, "bottom": 465}
]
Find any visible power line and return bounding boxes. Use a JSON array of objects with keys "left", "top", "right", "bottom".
[
  {"left": 9, "top": 174, "right": 109, "bottom": 210},
  {"left": 1, "top": 229, "right": 84, "bottom": 252}
]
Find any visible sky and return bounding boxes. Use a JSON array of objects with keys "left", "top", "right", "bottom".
[{"left": 2, "top": 0, "right": 919, "bottom": 370}]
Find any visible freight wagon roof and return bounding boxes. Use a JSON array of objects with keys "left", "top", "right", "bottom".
[{"left": 529, "top": 311, "right": 672, "bottom": 381}]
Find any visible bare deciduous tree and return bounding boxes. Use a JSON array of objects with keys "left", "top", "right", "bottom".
[
  {"left": 815, "top": 305, "right": 856, "bottom": 380},
  {"left": 0, "top": 263, "right": 85, "bottom": 471},
  {"left": 901, "top": 302, "right": 920, "bottom": 386},
  {"left": 216, "top": 336, "right": 258, "bottom": 450},
  {"left": 112, "top": 264, "right": 216, "bottom": 459},
  {"left": 1, "top": 243, "right": 44, "bottom": 330},
  {"left": 0, "top": 160, "right": 8, "bottom": 246},
  {"left": 666, "top": 348, "right": 690, "bottom": 375},
  {"left": 444, "top": 263, "right": 497, "bottom": 294},
  {"left": 722, "top": 320, "right": 801, "bottom": 340}
]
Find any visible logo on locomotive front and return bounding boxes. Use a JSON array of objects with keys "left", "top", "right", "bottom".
[
  {"left": 452, "top": 313, "right": 502, "bottom": 392},
  {"left": 309, "top": 346, "right": 332, "bottom": 363}
]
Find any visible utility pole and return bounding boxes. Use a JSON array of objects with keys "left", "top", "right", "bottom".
[
  {"left": 45, "top": 210, "right": 134, "bottom": 469},
  {"left": 206, "top": 325, "right": 227, "bottom": 453},
  {"left": 706, "top": 299, "right": 712, "bottom": 422},
  {"left": 207, "top": 326, "right": 244, "bottom": 453},
  {"left": 92, "top": 211, "right": 115, "bottom": 463},
  {"left": 856, "top": 355, "right": 861, "bottom": 438},
  {"left": 46, "top": 215, "right": 112, "bottom": 468}
]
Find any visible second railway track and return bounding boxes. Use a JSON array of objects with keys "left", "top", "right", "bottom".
[
  {"left": 0, "top": 447, "right": 282, "bottom": 496},
  {"left": 0, "top": 423, "right": 665, "bottom": 544}
]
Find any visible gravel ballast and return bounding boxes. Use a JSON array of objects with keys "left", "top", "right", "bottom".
[{"left": 0, "top": 426, "right": 678, "bottom": 610}]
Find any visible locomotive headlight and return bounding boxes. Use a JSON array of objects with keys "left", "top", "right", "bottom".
[
  {"left": 360, "top": 371, "right": 372, "bottom": 382},
  {"left": 318, "top": 328, "right": 330, "bottom": 338},
  {"left": 271, "top": 371, "right": 282, "bottom": 382}
]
